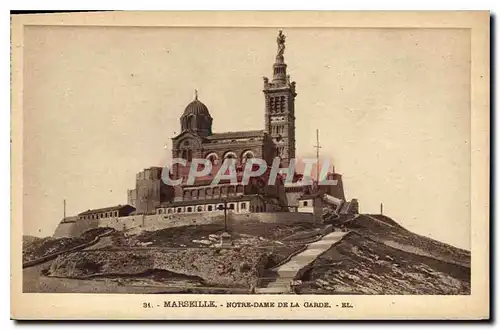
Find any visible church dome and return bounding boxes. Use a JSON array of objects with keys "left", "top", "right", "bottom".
[
  {"left": 180, "top": 91, "right": 213, "bottom": 136},
  {"left": 182, "top": 99, "right": 211, "bottom": 117}
]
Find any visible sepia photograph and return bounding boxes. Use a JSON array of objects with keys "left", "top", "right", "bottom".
[{"left": 10, "top": 11, "right": 490, "bottom": 320}]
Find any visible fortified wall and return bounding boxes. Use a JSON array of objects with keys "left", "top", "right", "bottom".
[{"left": 53, "top": 211, "right": 315, "bottom": 238}]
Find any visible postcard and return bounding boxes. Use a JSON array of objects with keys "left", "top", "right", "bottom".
[{"left": 11, "top": 11, "right": 490, "bottom": 320}]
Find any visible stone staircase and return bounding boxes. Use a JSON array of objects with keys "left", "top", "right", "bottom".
[
  {"left": 256, "top": 277, "right": 292, "bottom": 294},
  {"left": 255, "top": 231, "right": 349, "bottom": 294}
]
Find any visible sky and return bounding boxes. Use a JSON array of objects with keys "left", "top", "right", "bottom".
[{"left": 22, "top": 26, "right": 471, "bottom": 249}]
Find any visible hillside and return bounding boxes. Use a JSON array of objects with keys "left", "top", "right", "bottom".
[
  {"left": 294, "top": 214, "right": 470, "bottom": 294},
  {"left": 22, "top": 214, "right": 470, "bottom": 294},
  {"left": 22, "top": 235, "right": 45, "bottom": 250}
]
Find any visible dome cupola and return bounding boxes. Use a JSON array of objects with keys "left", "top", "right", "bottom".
[{"left": 180, "top": 90, "right": 213, "bottom": 136}]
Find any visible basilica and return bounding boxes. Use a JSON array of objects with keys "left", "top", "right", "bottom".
[
  {"left": 124, "top": 31, "right": 345, "bottom": 217},
  {"left": 53, "top": 31, "right": 352, "bottom": 240}
]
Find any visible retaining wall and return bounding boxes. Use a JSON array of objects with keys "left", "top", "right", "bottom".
[
  {"left": 53, "top": 211, "right": 316, "bottom": 238},
  {"left": 53, "top": 219, "right": 100, "bottom": 238}
]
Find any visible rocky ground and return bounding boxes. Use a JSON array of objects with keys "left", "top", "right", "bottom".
[
  {"left": 114, "top": 222, "right": 318, "bottom": 248},
  {"left": 295, "top": 215, "right": 470, "bottom": 295},
  {"left": 45, "top": 247, "right": 268, "bottom": 288},
  {"left": 23, "top": 221, "right": 316, "bottom": 292},
  {"left": 23, "top": 228, "right": 113, "bottom": 264},
  {"left": 22, "top": 235, "right": 44, "bottom": 250},
  {"left": 23, "top": 215, "right": 471, "bottom": 294}
]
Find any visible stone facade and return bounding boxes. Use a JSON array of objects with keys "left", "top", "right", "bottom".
[
  {"left": 296, "top": 194, "right": 325, "bottom": 223},
  {"left": 127, "top": 167, "right": 175, "bottom": 214},
  {"left": 164, "top": 31, "right": 301, "bottom": 211}
]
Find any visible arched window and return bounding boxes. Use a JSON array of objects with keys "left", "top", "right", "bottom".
[
  {"left": 167, "top": 209, "right": 173, "bottom": 214},
  {"left": 183, "top": 191, "right": 190, "bottom": 200},
  {"left": 241, "top": 150, "right": 255, "bottom": 165},
  {"left": 207, "top": 205, "right": 213, "bottom": 211},
  {"left": 177, "top": 207, "right": 182, "bottom": 213},
  {"left": 228, "top": 185, "right": 235, "bottom": 195},
  {"left": 197, "top": 206, "right": 203, "bottom": 212},
  {"left": 180, "top": 149, "right": 192, "bottom": 162},
  {"left": 206, "top": 152, "right": 219, "bottom": 165},
  {"left": 303, "top": 201, "right": 308, "bottom": 207},
  {"left": 186, "top": 114, "right": 196, "bottom": 130},
  {"left": 229, "top": 203, "right": 235, "bottom": 210},
  {"left": 213, "top": 186, "right": 220, "bottom": 196},
  {"left": 241, "top": 202, "right": 247, "bottom": 210},
  {"left": 236, "top": 185, "right": 244, "bottom": 194},
  {"left": 199, "top": 189, "right": 205, "bottom": 198},
  {"left": 187, "top": 207, "right": 193, "bottom": 213},
  {"left": 223, "top": 151, "right": 237, "bottom": 160},
  {"left": 191, "top": 190, "right": 198, "bottom": 199}
]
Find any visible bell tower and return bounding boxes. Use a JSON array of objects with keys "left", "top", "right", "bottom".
[{"left": 263, "top": 30, "right": 297, "bottom": 167}]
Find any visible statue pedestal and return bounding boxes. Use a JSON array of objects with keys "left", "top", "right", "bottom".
[{"left": 220, "top": 232, "right": 232, "bottom": 248}]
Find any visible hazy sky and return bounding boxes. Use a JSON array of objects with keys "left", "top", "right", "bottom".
[{"left": 23, "top": 26, "right": 471, "bottom": 249}]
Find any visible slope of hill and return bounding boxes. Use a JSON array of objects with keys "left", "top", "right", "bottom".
[
  {"left": 294, "top": 214, "right": 470, "bottom": 294},
  {"left": 23, "top": 221, "right": 316, "bottom": 292},
  {"left": 22, "top": 235, "right": 45, "bottom": 250},
  {"left": 23, "top": 214, "right": 471, "bottom": 294}
]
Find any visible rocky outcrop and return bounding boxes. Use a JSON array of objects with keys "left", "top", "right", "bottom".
[{"left": 46, "top": 247, "right": 269, "bottom": 288}]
